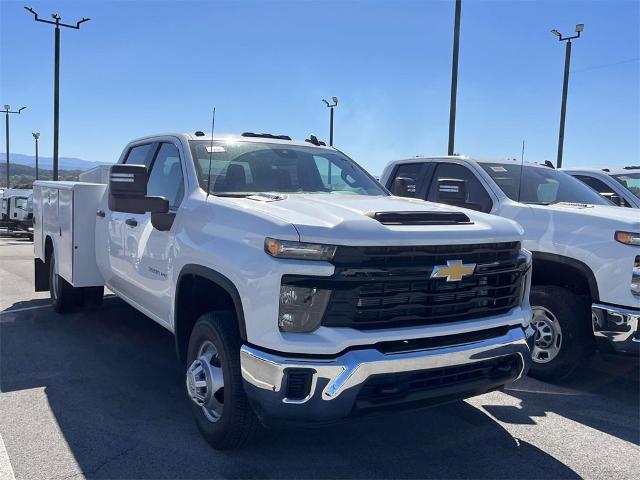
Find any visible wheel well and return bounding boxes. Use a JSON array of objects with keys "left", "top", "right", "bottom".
[
  {"left": 174, "top": 273, "right": 240, "bottom": 365},
  {"left": 531, "top": 254, "right": 598, "bottom": 300}
]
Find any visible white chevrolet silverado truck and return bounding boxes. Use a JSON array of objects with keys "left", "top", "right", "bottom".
[
  {"left": 564, "top": 166, "right": 640, "bottom": 208},
  {"left": 381, "top": 156, "right": 640, "bottom": 382},
  {"left": 33, "top": 133, "right": 534, "bottom": 449}
]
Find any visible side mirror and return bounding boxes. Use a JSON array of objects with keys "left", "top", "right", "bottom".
[
  {"left": 392, "top": 176, "right": 416, "bottom": 197},
  {"left": 601, "top": 192, "right": 622, "bottom": 206},
  {"left": 108, "top": 164, "right": 169, "bottom": 214}
]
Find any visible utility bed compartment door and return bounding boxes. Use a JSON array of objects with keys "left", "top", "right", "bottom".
[{"left": 32, "top": 181, "right": 107, "bottom": 288}]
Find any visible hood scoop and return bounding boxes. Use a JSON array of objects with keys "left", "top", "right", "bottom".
[
  {"left": 369, "top": 211, "right": 472, "bottom": 226},
  {"left": 245, "top": 192, "right": 288, "bottom": 202}
]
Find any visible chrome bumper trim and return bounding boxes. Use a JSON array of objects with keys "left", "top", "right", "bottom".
[
  {"left": 240, "top": 326, "right": 530, "bottom": 421},
  {"left": 592, "top": 303, "right": 640, "bottom": 354}
]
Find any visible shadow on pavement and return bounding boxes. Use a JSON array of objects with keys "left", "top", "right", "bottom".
[
  {"left": 483, "top": 355, "right": 640, "bottom": 445},
  {"left": 0, "top": 298, "right": 582, "bottom": 479}
]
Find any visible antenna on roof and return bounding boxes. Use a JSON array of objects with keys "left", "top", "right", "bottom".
[
  {"left": 516, "top": 140, "right": 525, "bottom": 203},
  {"left": 206, "top": 108, "right": 216, "bottom": 199}
]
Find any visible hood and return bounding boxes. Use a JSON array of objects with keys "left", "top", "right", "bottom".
[
  {"left": 224, "top": 194, "right": 523, "bottom": 246},
  {"left": 530, "top": 203, "right": 639, "bottom": 230}
]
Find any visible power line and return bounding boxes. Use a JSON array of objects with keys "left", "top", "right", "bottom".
[{"left": 571, "top": 57, "right": 639, "bottom": 74}]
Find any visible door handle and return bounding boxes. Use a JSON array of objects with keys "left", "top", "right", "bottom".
[
  {"left": 125, "top": 218, "right": 138, "bottom": 227},
  {"left": 96, "top": 210, "right": 105, "bottom": 218}
]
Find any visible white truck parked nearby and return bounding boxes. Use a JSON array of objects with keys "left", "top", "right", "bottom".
[
  {"left": 1, "top": 188, "right": 34, "bottom": 238},
  {"left": 381, "top": 157, "right": 640, "bottom": 382},
  {"left": 34, "top": 133, "right": 534, "bottom": 449},
  {"left": 564, "top": 166, "right": 640, "bottom": 208}
]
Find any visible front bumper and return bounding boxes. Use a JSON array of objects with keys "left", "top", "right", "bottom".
[
  {"left": 240, "top": 325, "right": 531, "bottom": 424},
  {"left": 592, "top": 303, "right": 640, "bottom": 354}
]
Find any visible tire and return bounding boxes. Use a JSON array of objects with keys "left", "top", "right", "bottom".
[
  {"left": 528, "top": 285, "right": 594, "bottom": 382},
  {"left": 49, "top": 251, "right": 77, "bottom": 314},
  {"left": 185, "top": 311, "right": 260, "bottom": 450},
  {"left": 80, "top": 286, "right": 104, "bottom": 308}
]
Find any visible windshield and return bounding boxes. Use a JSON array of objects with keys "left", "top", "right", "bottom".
[
  {"left": 612, "top": 173, "right": 640, "bottom": 199},
  {"left": 480, "top": 163, "right": 610, "bottom": 205},
  {"left": 190, "top": 140, "right": 386, "bottom": 196}
]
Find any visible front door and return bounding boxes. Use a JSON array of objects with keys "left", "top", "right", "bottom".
[
  {"left": 97, "top": 142, "right": 155, "bottom": 295},
  {"left": 120, "top": 142, "right": 185, "bottom": 325}
]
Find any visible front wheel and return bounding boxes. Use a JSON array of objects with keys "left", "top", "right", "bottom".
[
  {"left": 186, "top": 311, "right": 260, "bottom": 450},
  {"left": 528, "top": 286, "right": 594, "bottom": 382}
]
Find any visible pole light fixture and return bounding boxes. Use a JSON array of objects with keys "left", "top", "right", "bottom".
[
  {"left": 550, "top": 23, "right": 584, "bottom": 169},
  {"left": 3, "top": 105, "right": 26, "bottom": 188},
  {"left": 25, "top": 6, "right": 90, "bottom": 181},
  {"left": 322, "top": 97, "right": 338, "bottom": 147},
  {"left": 32, "top": 132, "right": 41, "bottom": 180}
]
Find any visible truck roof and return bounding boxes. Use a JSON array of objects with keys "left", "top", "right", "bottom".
[
  {"left": 563, "top": 166, "right": 640, "bottom": 175},
  {"left": 127, "top": 132, "right": 336, "bottom": 151},
  {"left": 390, "top": 155, "right": 553, "bottom": 170}
]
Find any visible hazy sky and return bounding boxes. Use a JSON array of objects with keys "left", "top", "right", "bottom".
[{"left": 1, "top": 0, "right": 638, "bottom": 174}]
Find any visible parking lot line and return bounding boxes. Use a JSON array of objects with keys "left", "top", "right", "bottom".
[{"left": 0, "top": 434, "right": 16, "bottom": 480}]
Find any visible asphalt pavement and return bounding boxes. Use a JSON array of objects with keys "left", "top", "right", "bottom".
[{"left": 1, "top": 232, "right": 638, "bottom": 479}]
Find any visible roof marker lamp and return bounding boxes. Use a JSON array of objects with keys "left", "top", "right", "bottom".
[
  {"left": 265, "top": 238, "right": 337, "bottom": 261},
  {"left": 615, "top": 231, "right": 640, "bottom": 246}
]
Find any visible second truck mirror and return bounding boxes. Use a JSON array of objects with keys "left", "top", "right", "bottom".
[
  {"left": 109, "top": 164, "right": 170, "bottom": 215},
  {"left": 392, "top": 177, "right": 416, "bottom": 197}
]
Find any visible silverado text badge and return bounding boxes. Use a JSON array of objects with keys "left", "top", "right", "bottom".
[{"left": 430, "top": 260, "right": 476, "bottom": 282}]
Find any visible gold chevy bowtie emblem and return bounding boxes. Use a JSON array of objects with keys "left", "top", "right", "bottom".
[{"left": 430, "top": 260, "right": 476, "bottom": 282}]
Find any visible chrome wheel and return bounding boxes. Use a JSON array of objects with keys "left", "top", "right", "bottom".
[
  {"left": 186, "top": 341, "right": 224, "bottom": 423},
  {"left": 531, "top": 306, "right": 563, "bottom": 364}
]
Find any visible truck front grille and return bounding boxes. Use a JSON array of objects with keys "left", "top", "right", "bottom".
[{"left": 321, "top": 241, "right": 525, "bottom": 330}]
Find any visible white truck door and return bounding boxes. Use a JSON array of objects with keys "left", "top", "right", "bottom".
[
  {"left": 97, "top": 143, "right": 155, "bottom": 295},
  {"left": 120, "top": 142, "right": 185, "bottom": 325}
]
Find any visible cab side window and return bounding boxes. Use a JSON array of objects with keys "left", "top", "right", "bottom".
[
  {"left": 427, "top": 163, "right": 493, "bottom": 213},
  {"left": 389, "top": 163, "right": 425, "bottom": 197},
  {"left": 574, "top": 175, "right": 611, "bottom": 195},
  {"left": 574, "top": 175, "right": 631, "bottom": 207},
  {"left": 123, "top": 143, "right": 153, "bottom": 166},
  {"left": 147, "top": 143, "right": 185, "bottom": 209}
]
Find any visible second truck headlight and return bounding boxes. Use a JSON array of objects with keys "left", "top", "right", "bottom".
[{"left": 278, "top": 285, "right": 330, "bottom": 332}]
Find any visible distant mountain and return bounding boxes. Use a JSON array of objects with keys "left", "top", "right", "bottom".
[
  {"left": 0, "top": 163, "right": 84, "bottom": 188},
  {"left": 0, "top": 153, "right": 113, "bottom": 171}
]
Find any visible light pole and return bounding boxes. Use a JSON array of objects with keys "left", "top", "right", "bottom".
[
  {"left": 32, "top": 132, "right": 41, "bottom": 180},
  {"left": 25, "top": 6, "right": 90, "bottom": 181},
  {"left": 448, "top": 0, "right": 462, "bottom": 156},
  {"left": 3, "top": 105, "right": 26, "bottom": 188},
  {"left": 551, "top": 23, "right": 584, "bottom": 169},
  {"left": 322, "top": 97, "right": 338, "bottom": 146}
]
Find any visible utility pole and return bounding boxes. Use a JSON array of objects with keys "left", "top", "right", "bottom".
[
  {"left": 448, "top": 0, "right": 462, "bottom": 156},
  {"left": 25, "top": 6, "right": 90, "bottom": 180},
  {"left": 551, "top": 24, "right": 584, "bottom": 168},
  {"left": 322, "top": 97, "right": 338, "bottom": 146},
  {"left": 3, "top": 105, "right": 26, "bottom": 188},
  {"left": 33, "top": 132, "right": 41, "bottom": 180}
]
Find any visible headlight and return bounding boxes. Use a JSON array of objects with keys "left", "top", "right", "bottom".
[
  {"left": 265, "top": 238, "right": 337, "bottom": 261},
  {"left": 632, "top": 256, "right": 640, "bottom": 296},
  {"left": 615, "top": 231, "right": 640, "bottom": 246},
  {"left": 278, "top": 285, "right": 330, "bottom": 332}
]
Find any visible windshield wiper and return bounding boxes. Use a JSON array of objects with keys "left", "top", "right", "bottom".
[
  {"left": 212, "top": 192, "right": 253, "bottom": 197},
  {"left": 524, "top": 201, "right": 553, "bottom": 205}
]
